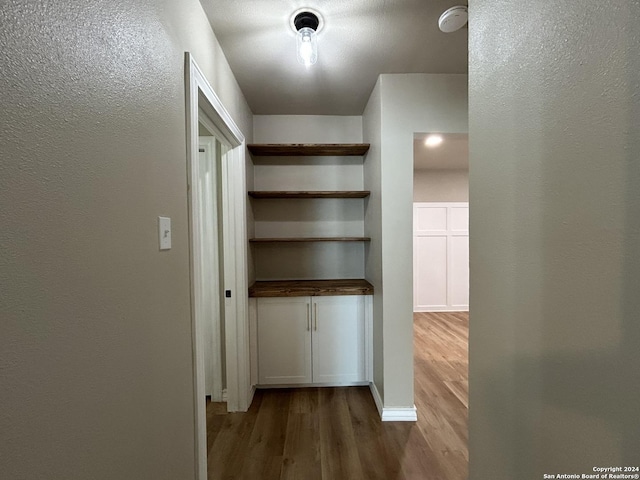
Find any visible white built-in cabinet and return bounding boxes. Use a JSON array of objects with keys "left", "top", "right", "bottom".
[
  {"left": 413, "top": 202, "right": 469, "bottom": 312},
  {"left": 256, "top": 297, "right": 311, "bottom": 384},
  {"left": 256, "top": 295, "right": 366, "bottom": 385}
]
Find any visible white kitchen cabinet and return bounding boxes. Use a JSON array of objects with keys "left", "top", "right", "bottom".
[
  {"left": 312, "top": 296, "right": 365, "bottom": 384},
  {"left": 256, "top": 295, "right": 367, "bottom": 386},
  {"left": 257, "top": 297, "right": 312, "bottom": 384}
]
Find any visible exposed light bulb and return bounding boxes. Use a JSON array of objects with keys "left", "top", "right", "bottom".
[
  {"left": 296, "top": 27, "right": 317, "bottom": 66},
  {"left": 425, "top": 135, "right": 444, "bottom": 147}
]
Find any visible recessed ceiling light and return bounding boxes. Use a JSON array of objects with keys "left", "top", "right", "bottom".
[{"left": 425, "top": 135, "right": 444, "bottom": 147}]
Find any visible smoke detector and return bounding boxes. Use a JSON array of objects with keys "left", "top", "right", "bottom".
[{"left": 438, "top": 5, "right": 468, "bottom": 33}]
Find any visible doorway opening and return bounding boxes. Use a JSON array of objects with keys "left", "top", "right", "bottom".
[
  {"left": 185, "top": 53, "right": 251, "bottom": 480},
  {"left": 197, "top": 116, "right": 228, "bottom": 404},
  {"left": 412, "top": 132, "right": 469, "bottom": 313},
  {"left": 411, "top": 132, "right": 469, "bottom": 476}
]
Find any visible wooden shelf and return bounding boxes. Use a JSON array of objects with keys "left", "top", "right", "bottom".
[
  {"left": 248, "top": 191, "right": 370, "bottom": 199},
  {"left": 247, "top": 143, "right": 370, "bottom": 156},
  {"left": 249, "top": 237, "right": 371, "bottom": 243},
  {"left": 249, "top": 279, "right": 374, "bottom": 297}
]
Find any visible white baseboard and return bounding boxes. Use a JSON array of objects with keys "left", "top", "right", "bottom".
[
  {"left": 247, "top": 385, "right": 256, "bottom": 408},
  {"left": 369, "top": 382, "right": 417, "bottom": 422},
  {"left": 381, "top": 406, "right": 418, "bottom": 422},
  {"left": 414, "top": 307, "right": 469, "bottom": 313},
  {"left": 369, "top": 382, "right": 384, "bottom": 417}
]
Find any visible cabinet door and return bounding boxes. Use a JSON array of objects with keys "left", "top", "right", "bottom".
[
  {"left": 257, "top": 297, "right": 312, "bottom": 385},
  {"left": 312, "top": 296, "right": 365, "bottom": 383}
]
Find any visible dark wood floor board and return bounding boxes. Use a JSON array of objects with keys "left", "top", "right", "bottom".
[
  {"left": 206, "top": 311, "right": 469, "bottom": 480},
  {"left": 384, "top": 422, "right": 449, "bottom": 480},
  {"left": 281, "top": 412, "right": 322, "bottom": 480},
  {"left": 318, "top": 388, "right": 366, "bottom": 480},
  {"left": 207, "top": 394, "right": 263, "bottom": 480},
  {"left": 346, "top": 387, "right": 406, "bottom": 480},
  {"left": 414, "top": 396, "right": 468, "bottom": 457},
  {"left": 206, "top": 401, "right": 227, "bottom": 454},
  {"left": 413, "top": 312, "right": 469, "bottom": 479},
  {"left": 414, "top": 365, "right": 467, "bottom": 427},
  {"left": 288, "top": 387, "right": 320, "bottom": 414},
  {"left": 420, "top": 428, "right": 468, "bottom": 479},
  {"left": 238, "top": 389, "right": 292, "bottom": 480}
]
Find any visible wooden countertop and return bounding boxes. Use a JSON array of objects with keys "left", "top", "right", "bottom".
[
  {"left": 248, "top": 191, "right": 370, "bottom": 199},
  {"left": 247, "top": 143, "right": 370, "bottom": 156},
  {"left": 249, "top": 237, "right": 371, "bottom": 243},
  {"left": 249, "top": 279, "right": 374, "bottom": 297}
]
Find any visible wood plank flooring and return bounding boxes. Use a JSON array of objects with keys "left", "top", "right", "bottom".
[{"left": 207, "top": 311, "right": 468, "bottom": 480}]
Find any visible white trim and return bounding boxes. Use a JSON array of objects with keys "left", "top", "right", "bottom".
[
  {"left": 198, "top": 136, "right": 223, "bottom": 402},
  {"left": 369, "top": 382, "right": 418, "bottom": 422},
  {"left": 248, "top": 385, "right": 256, "bottom": 407},
  {"left": 369, "top": 382, "right": 384, "bottom": 417},
  {"left": 248, "top": 298, "right": 258, "bottom": 387},
  {"left": 364, "top": 295, "right": 373, "bottom": 382},
  {"left": 381, "top": 406, "right": 418, "bottom": 422},
  {"left": 229, "top": 145, "right": 252, "bottom": 412},
  {"left": 222, "top": 388, "right": 228, "bottom": 402},
  {"left": 185, "top": 52, "right": 249, "bottom": 480},
  {"left": 198, "top": 108, "right": 231, "bottom": 143},
  {"left": 414, "top": 307, "right": 469, "bottom": 313}
]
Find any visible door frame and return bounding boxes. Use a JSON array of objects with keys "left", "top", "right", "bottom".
[
  {"left": 185, "top": 52, "right": 251, "bottom": 480},
  {"left": 196, "top": 134, "right": 223, "bottom": 402}
]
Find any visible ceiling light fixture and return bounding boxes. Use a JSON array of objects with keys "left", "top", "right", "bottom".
[
  {"left": 438, "top": 5, "right": 468, "bottom": 33},
  {"left": 425, "top": 135, "right": 444, "bottom": 147},
  {"left": 292, "top": 10, "right": 322, "bottom": 67}
]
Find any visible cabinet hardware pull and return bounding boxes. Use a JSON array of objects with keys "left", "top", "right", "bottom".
[
  {"left": 307, "top": 303, "right": 310, "bottom": 331},
  {"left": 314, "top": 303, "right": 318, "bottom": 331}
]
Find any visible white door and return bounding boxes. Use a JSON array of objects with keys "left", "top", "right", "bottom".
[
  {"left": 198, "top": 136, "right": 224, "bottom": 401},
  {"left": 257, "top": 297, "right": 312, "bottom": 385},
  {"left": 414, "top": 203, "right": 469, "bottom": 312},
  {"left": 312, "top": 296, "right": 365, "bottom": 383}
]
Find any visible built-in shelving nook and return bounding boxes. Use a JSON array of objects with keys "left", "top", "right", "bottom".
[
  {"left": 247, "top": 143, "right": 373, "bottom": 296},
  {"left": 248, "top": 141, "right": 373, "bottom": 390}
]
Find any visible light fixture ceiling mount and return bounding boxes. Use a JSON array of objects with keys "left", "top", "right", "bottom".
[
  {"left": 289, "top": 8, "right": 324, "bottom": 35},
  {"left": 293, "top": 11, "right": 320, "bottom": 32},
  {"left": 290, "top": 8, "right": 323, "bottom": 67}
]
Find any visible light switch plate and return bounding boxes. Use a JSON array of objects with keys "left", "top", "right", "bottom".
[{"left": 158, "top": 216, "right": 171, "bottom": 250}]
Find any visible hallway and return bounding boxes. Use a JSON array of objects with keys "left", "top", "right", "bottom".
[{"left": 206, "top": 312, "right": 468, "bottom": 479}]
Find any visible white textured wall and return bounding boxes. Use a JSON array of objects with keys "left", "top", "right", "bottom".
[
  {"left": 253, "top": 115, "right": 363, "bottom": 143},
  {"left": 379, "top": 74, "right": 468, "bottom": 408},
  {"left": 413, "top": 169, "right": 469, "bottom": 202},
  {"left": 0, "top": 1, "right": 252, "bottom": 478},
  {"left": 469, "top": 1, "right": 640, "bottom": 477}
]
